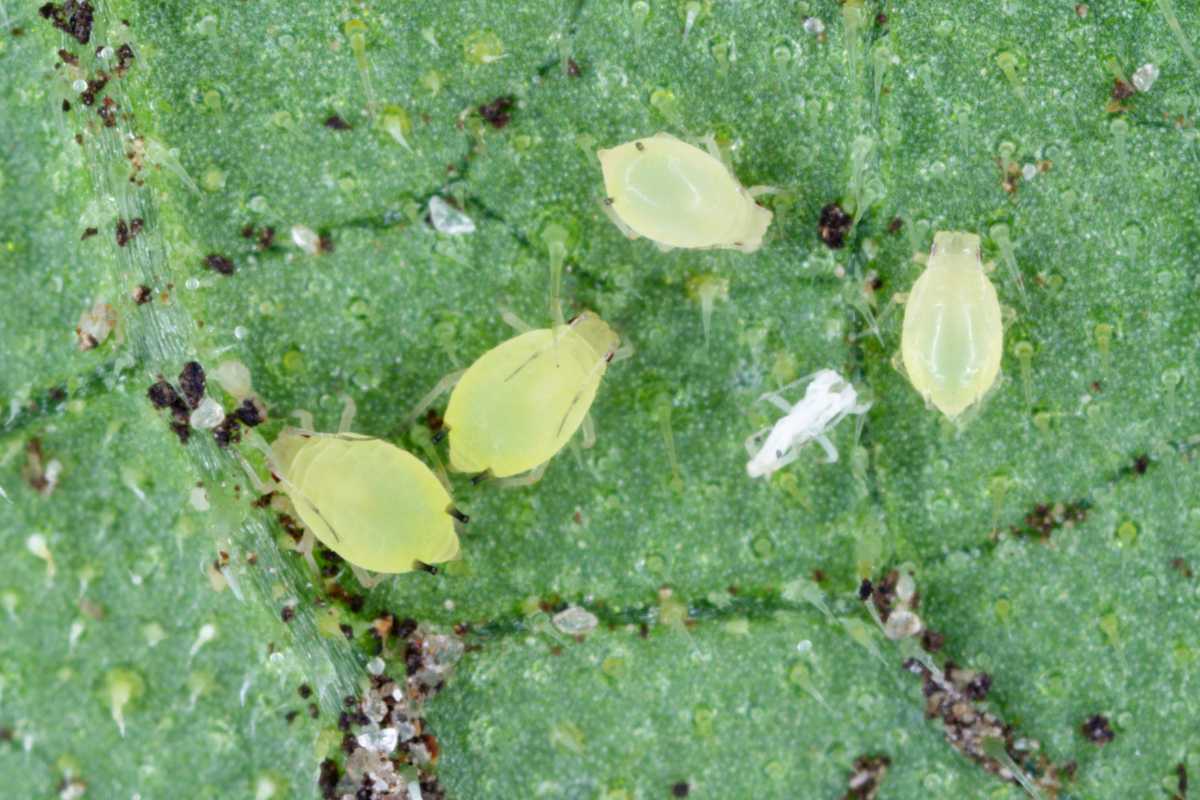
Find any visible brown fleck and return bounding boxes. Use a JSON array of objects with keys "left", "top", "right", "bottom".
[
  {"left": 129, "top": 217, "right": 144, "bottom": 237},
  {"left": 178, "top": 361, "right": 206, "bottom": 408},
  {"left": 566, "top": 58, "right": 581, "bottom": 77},
  {"left": 132, "top": 285, "right": 151, "bottom": 305},
  {"left": 169, "top": 421, "right": 191, "bottom": 444},
  {"left": 317, "top": 234, "right": 334, "bottom": 254},
  {"left": 298, "top": 683, "right": 313, "bottom": 699},
  {"left": 1111, "top": 78, "right": 1135, "bottom": 102},
  {"left": 1171, "top": 558, "right": 1194, "bottom": 579},
  {"left": 38, "top": 1, "right": 94, "bottom": 45},
  {"left": 1175, "top": 762, "right": 1188, "bottom": 799},
  {"left": 115, "top": 43, "right": 135, "bottom": 76},
  {"left": 887, "top": 217, "right": 904, "bottom": 234},
  {"left": 281, "top": 605, "right": 296, "bottom": 623},
  {"left": 115, "top": 218, "right": 130, "bottom": 246},
  {"left": 818, "top": 202, "right": 853, "bottom": 249},
  {"left": 875, "top": 13, "right": 888, "bottom": 26},
  {"left": 317, "top": 759, "right": 339, "bottom": 799},
  {"left": 257, "top": 226, "right": 275, "bottom": 250},
  {"left": 1133, "top": 454, "right": 1149, "bottom": 475},
  {"left": 146, "top": 378, "right": 179, "bottom": 409},
  {"left": 921, "top": 629, "right": 945, "bottom": 652},
  {"left": 81, "top": 227, "right": 98, "bottom": 240},
  {"left": 324, "top": 114, "right": 352, "bottom": 130},
  {"left": 80, "top": 73, "right": 107, "bottom": 106},
  {"left": 57, "top": 48, "right": 79, "bottom": 66},
  {"left": 1075, "top": 4, "right": 1088, "bottom": 18},
  {"left": 842, "top": 754, "right": 890, "bottom": 800},
  {"left": 204, "top": 254, "right": 235, "bottom": 275},
  {"left": 1081, "top": 714, "right": 1114, "bottom": 745},
  {"left": 213, "top": 415, "right": 242, "bottom": 448},
  {"left": 234, "top": 398, "right": 266, "bottom": 427},
  {"left": 671, "top": 781, "right": 690, "bottom": 798},
  {"left": 79, "top": 597, "right": 104, "bottom": 620},
  {"left": 61, "top": 98, "right": 72, "bottom": 113},
  {"left": 22, "top": 438, "right": 55, "bottom": 495},
  {"left": 478, "top": 95, "right": 515, "bottom": 129}
]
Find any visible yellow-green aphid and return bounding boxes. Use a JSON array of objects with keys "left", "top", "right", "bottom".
[
  {"left": 443, "top": 312, "right": 620, "bottom": 480},
  {"left": 901, "top": 231, "right": 1003, "bottom": 419},
  {"left": 270, "top": 431, "right": 460, "bottom": 573},
  {"left": 597, "top": 132, "right": 773, "bottom": 253}
]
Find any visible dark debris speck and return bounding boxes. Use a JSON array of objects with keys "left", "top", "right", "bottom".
[
  {"left": 233, "top": 398, "right": 265, "bottom": 427},
  {"left": 478, "top": 95, "right": 515, "bottom": 129},
  {"left": 818, "top": 202, "right": 853, "bottom": 249},
  {"left": 671, "top": 781, "right": 690, "bottom": 797},
  {"left": 324, "top": 114, "right": 352, "bottom": 130},
  {"left": 178, "top": 361, "right": 206, "bottom": 409},
  {"left": 38, "top": 1, "right": 94, "bottom": 45},
  {"left": 1081, "top": 714, "right": 1114, "bottom": 745},
  {"left": 203, "top": 253, "right": 235, "bottom": 276},
  {"left": 81, "top": 227, "right": 98, "bottom": 240},
  {"left": 146, "top": 379, "right": 179, "bottom": 409}
]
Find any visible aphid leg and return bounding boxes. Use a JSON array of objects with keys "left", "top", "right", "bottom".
[
  {"left": 494, "top": 461, "right": 548, "bottom": 489},
  {"left": 746, "top": 185, "right": 781, "bottom": 198},
  {"left": 337, "top": 393, "right": 357, "bottom": 434},
  {"left": 470, "top": 470, "right": 492, "bottom": 485},
  {"left": 598, "top": 198, "right": 639, "bottom": 240},
  {"left": 294, "top": 530, "right": 319, "bottom": 575},
  {"left": 350, "top": 564, "right": 386, "bottom": 590},
  {"left": 498, "top": 306, "right": 533, "bottom": 333},
  {"left": 580, "top": 413, "right": 597, "bottom": 449},
  {"left": 610, "top": 343, "right": 636, "bottom": 364},
  {"left": 408, "top": 423, "right": 452, "bottom": 491},
  {"left": 447, "top": 507, "right": 470, "bottom": 523},
  {"left": 404, "top": 369, "right": 466, "bottom": 426},
  {"left": 755, "top": 370, "right": 822, "bottom": 407},
  {"left": 293, "top": 409, "right": 315, "bottom": 431},
  {"left": 814, "top": 434, "right": 840, "bottom": 464},
  {"left": 699, "top": 133, "right": 735, "bottom": 173}
]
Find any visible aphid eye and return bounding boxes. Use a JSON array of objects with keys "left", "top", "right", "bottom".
[{"left": 635, "top": 141, "right": 645, "bottom": 151}]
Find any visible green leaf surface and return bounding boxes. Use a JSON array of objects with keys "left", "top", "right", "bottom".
[{"left": 3, "top": 1, "right": 1198, "bottom": 798}]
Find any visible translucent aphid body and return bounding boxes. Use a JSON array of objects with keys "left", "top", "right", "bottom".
[
  {"left": 746, "top": 369, "right": 870, "bottom": 478},
  {"left": 271, "top": 432, "right": 459, "bottom": 573},
  {"left": 444, "top": 312, "right": 619, "bottom": 478},
  {"left": 597, "top": 132, "right": 772, "bottom": 253},
  {"left": 901, "top": 231, "right": 1003, "bottom": 419}
]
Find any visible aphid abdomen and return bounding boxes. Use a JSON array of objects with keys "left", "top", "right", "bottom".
[
  {"left": 598, "top": 132, "right": 772, "bottom": 251},
  {"left": 290, "top": 437, "right": 457, "bottom": 573},
  {"left": 901, "top": 233, "right": 1003, "bottom": 419},
  {"left": 445, "top": 327, "right": 604, "bottom": 477}
]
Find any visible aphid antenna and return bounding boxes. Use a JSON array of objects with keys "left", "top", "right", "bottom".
[
  {"left": 756, "top": 370, "right": 825, "bottom": 407},
  {"left": 245, "top": 431, "right": 344, "bottom": 544},
  {"left": 403, "top": 369, "right": 466, "bottom": 427},
  {"left": 447, "top": 507, "right": 470, "bottom": 524}
]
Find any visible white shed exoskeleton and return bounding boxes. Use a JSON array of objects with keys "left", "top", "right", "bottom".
[
  {"left": 746, "top": 369, "right": 870, "bottom": 478},
  {"left": 597, "top": 132, "right": 774, "bottom": 253}
]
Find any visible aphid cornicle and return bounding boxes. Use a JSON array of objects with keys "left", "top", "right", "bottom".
[
  {"left": 441, "top": 311, "right": 621, "bottom": 481},
  {"left": 597, "top": 132, "right": 773, "bottom": 252},
  {"left": 901, "top": 231, "right": 1004, "bottom": 419},
  {"left": 270, "top": 430, "right": 460, "bottom": 574}
]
